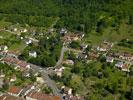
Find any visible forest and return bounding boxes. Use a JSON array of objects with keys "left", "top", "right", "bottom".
[{"left": 0, "top": 0, "right": 132, "bottom": 33}]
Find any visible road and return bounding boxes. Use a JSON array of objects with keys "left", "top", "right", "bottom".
[
  {"left": 29, "top": 63, "right": 61, "bottom": 97},
  {"left": 55, "top": 46, "right": 67, "bottom": 67},
  {"left": 55, "top": 46, "right": 82, "bottom": 67},
  {"left": 0, "top": 53, "right": 62, "bottom": 98}
]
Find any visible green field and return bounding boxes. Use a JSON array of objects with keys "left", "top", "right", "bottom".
[
  {"left": 112, "top": 45, "right": 133, "bottom": 54},
  {"left": 0, "top": 30, "right": 26, "bottom": 53},
  {"left": 85, "top": 22, "right": 133, "bottom": 46},
  {"left": 0, "top": 30, "right": 12, "bottom": 38},
  {"left": 0, "top": 20, "right": 12, "bottom": 29}
]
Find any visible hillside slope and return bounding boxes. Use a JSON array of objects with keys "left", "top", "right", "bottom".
[{"left": 0, "top": 0, "right": 132, "bottom": 32}]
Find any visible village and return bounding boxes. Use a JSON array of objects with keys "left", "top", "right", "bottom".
[{"left": 0, "top": 24, "right": 133, "bottom": 100}]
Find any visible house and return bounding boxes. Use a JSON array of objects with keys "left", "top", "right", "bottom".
[
  {"left": 29, "top": 51, "right": 37, "bottom": 58},
  {"left": 63, "top": 60, "right": 74, "bottom": 65},
  {"left": 48, "top": 28, "right": 54, "bottom": 33},
  {"left": 16, "top": 61, "right": 30, "bottom": 72},
  {"left": 60, "top": 31, "right": 85, "bottom": 42},
  {"left": 103, "top": 41, "right": 113, "bottom": 48},
  {"left": 36, "top": 77, "right": 45, "bottom": 84},
  {"left": 115, "top": 61, "right": 124, "bottom": 68},
  {"left": 20, "top": 28, "right": 28, "bottom": 33},
  {"left": 121, "top": 63, "right": 130, "bottom": 72},
  {"left": 0, "top": 45, "right": 8, "bottom": 52},
  {"left": 20, "top": 37, "right": 24, "bottom": 40},
  {"left": 60, "top": 28, "right": 67, "bottom": 36},
  {"left": 76, "top": 53, "right": 88, "bottom": 60},
  {"left": 0, "top": 94, "right": 24, "bottom": 100},
  {"left": 80, "top": 44, "right": 88, "bottom": 50},
  {"left": 75, "top": 31, "right": 85, "bottom": 38},
  {"left": 14, "top": 28, "right": 18, "bottom": 32},
  {"left": 119, "top": 53, "right": 133, "bottom": 62},
  {"left": 21, "top": 85, "right": 35, "bottom": 96},
  {"left": 61, "top": 32, "right": 84, "bottom": 43},
  {"left": 25, "top": 39, "right": 32, "bottom": 45},
  {"left": 22, "top": 71, "right": 30, "bottom": 78},
  {"left": 10, "top": 75, "right": 16, "bottom": 82},
  {"left": 7, "top": 86, "right": 23, "bottom": 97},
  {"left": 107, "top": 52, "right": 117, "bottom": 58},
  {"left": 54, "top": 67, "right": 65, "bottom": 77},
  {"left": 70, "top": 96, "right": 84, "bottom": 100},
  {"left": 69, "top": 34, "right": 79, "bottom": 41},
  {"left": 61, "top": 34, "right": 78, "bottom": 42},
  {"left": 106, "top": 57, "right": 114, "bottom": 63},
  {"left": 2, "top": 57, "right": 30, "bottom": 72},
  {"left": 26, "top": 91, "right": 61, "bottom": 100},
  {"left": 97, "top": 46, "right": 107, "bottom": 52},
  {"left": 7, "top": 51, "right": 18, "bottom": 58},
  {"left": 23, "top": 29, "right": 28, "bottom": 33},
  {"left": 1, "top": 57, "right": 16, "bottom": 65},
  {"left": 97, "top": 42, "right": 113, "bottom": 52},
  {"left": 61, "top": 88, "right": 84, "bottom": 100},
  {"left": 115, "top": 62, "right": 130, "bottom": 72},
  {"left": 88, "top": 51, "right": 99, "bottom": 60},
  {"left": 64, "top": 94, "right": 84, "bottom": 100},
  {"left": 61, "top": 86, "right": 72, "bottom": 95}
]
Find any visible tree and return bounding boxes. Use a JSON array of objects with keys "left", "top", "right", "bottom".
[
  {"left": 71, "top": 61, "right": 83, "bottom": 74},
  {"left": 125, "top": 88, "right": 133, "bottom": 100},
  {"left": 69, "top": 41, "right": 80, "bottom": 49},
  {"left": 62, "top": 68, "right": 72, "bottom": 85},
  {"left": 42, "top": 87, "right": 53, "bottom": 94},
  {"left": 129, "top": 65, "right": 133, "bottom": 76},
  {"left": 69, "top": 74, "right": 85, "bottom": 94}
]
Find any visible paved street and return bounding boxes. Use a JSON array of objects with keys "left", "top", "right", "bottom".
[
  {"left": 55, "top": 46, "right": 82, "bottom": 67},
  {"left": 55, "top": 46, "right": 67, "bottom": 67},
  {"left": 29, "top": 63, "right": 61, "bottom": 97},
  {"left": 0, "top": 53, "right": 62, "bottom": 98}
]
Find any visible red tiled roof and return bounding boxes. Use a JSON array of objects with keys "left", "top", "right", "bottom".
[
  {"left": 8, "top": 86, "right": 23, "bottom": 95},
  {"left": 2, "top": 57, "right": 29, "bottom": 68},
  {"left": 18, "top": 61, "right": 27, "bottom": 68},
  {"left": 7, "top": 50, "right": 19, "bottom": 55},
  {"left": 122, "top": 63, "right": 130, "bottom": 70},
  {"left": 26, "top": 91, "right": 61, "bottom": 100},
  {"left": 0, "top": 95, "right": 5, "bottom": 100},
  {"left": 0, "top": 94, "right": 24, "bottom": 100}
]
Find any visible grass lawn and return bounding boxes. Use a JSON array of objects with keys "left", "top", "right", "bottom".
[
  {"left": 0, "top": 30, "right": 12, "bottom": 39},
  {"left": 0, "top": 30, "right": 13, "bottom": 45},
  {"left": 9, "top": 42, "right": 27, "bottom": 53},
  {"left": 0, "top": 30, "right": 27, "bottom": 53},
  {"left": 112, "top": 45, "right": 133, "bottom": 53},
  {"left": 0, "top": 20, "right": 12, "bottom": 29},
  {"left": 85, "top": 21, "right": 133, "bottom": 45}
]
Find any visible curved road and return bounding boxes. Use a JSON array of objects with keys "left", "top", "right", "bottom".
[
  {"left": 55, "top": 46, "right": 67, "bottom": 67},
  {"left": 55, "top": 46, "right": 82, "bottom": 67}
]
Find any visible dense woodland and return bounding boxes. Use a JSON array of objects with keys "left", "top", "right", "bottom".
[{"left": 0, "top": 0, "right": 132, "bottom": 32}]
